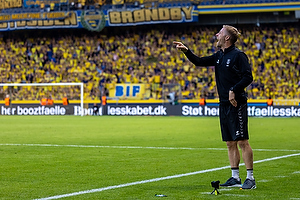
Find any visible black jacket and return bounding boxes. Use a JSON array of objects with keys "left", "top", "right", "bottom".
[{"left": 184, "top": 45, "right": 253, "bottom": 104}]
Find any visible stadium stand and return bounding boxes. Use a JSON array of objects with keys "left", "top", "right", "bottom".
[{"left": 0, "top": 24, "right": 299, "bottom": 101}]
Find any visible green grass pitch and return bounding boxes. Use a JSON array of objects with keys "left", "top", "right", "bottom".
[{"left": 0, "top": 116, "right": 299, "bottom": 200}]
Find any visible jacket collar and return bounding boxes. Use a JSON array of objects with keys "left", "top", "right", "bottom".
[{"left": 221, "top": 44, "right": 235, "bottom": 54}]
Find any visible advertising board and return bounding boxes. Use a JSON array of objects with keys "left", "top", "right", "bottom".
[{"left": 1, "top": 103, "right": 299, "bottom": 117}]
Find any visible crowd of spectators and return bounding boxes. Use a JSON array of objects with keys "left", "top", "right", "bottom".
[{"left": 0, "top": 24, "right": 299, "bottom": 101}]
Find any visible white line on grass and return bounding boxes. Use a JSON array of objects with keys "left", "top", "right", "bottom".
[
  {"left": 0, "top": 143, "right": 225, "bottom": 150},
  {"left": 1, "top": 143, "right": 300, "bottom": 152},
  {"left": 34, "top": 152, "right": 300, "bottom": 200},
  {"left": 201, "top": 192, "right": 250, "bottom": 197},
  {"left": 257, "top": 179, "right": 270, "bottom": 182}
]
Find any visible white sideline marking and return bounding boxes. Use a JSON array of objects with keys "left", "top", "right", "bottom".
[
  {"left": 201, "top": 192, "right": 249, "bottom": 197},
  {"left": 0, "top": 143, "right": 226, "bottom": 150},
  {"left": 223, "top": 194, "right": 250, "bottom": 197},
  {"left": 35, "top": 165, "right": 231, "bottom": 200},
  {"left": 219, "top": 188, "right": 233, "bottom": 191},
  {"left": 257, "top": 179, "right": 269, "bottom": 182},
  {"left": 274, "top": 175, "right": 287, "bottom": 178},
  {"left": 34, "top": 152, "right": 300, "bottom": 200},
  {"left": 1, "top": 143, "right": 300, "bottom": 152}
]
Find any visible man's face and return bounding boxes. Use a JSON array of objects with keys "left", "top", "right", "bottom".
[{"left": 216, "top": 27, "right": 227, "bottom": 48}]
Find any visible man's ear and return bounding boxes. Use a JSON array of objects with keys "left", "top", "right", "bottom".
[{"left": 225, "top": 35, "right": 230, "bottom": 41}]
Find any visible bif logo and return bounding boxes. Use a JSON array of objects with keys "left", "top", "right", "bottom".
[
  {"left": 81, "top": 10, "right": 106, "bottom": 32},
  {"left": 115, "top": 84, "right": 145, "bottom": 99}
]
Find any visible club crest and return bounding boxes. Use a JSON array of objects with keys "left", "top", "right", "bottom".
[
  {"left": 226, "top": 59, "right": 231, "bottom": 67},
  {"left": 81, "top": 10, "right": 106, "bottom": 32}
]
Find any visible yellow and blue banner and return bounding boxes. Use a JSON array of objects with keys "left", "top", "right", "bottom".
[
  {"left": 109, "top": 84, "right": 145, "bottom": 99},
  {"left": 0, "top": 5, "right": 197, "bottom": 32}
]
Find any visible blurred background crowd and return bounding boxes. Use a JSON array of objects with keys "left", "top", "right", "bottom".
[{"left": 0, "top": 24, "right": 299, "bottom": 101}]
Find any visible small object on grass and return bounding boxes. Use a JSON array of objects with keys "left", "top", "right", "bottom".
[
  {"left": 211, "top": 180, "right": 220, "bottom": 195},
  {"left": 155, "top": 194, "right": 167, "bottom": 197}
]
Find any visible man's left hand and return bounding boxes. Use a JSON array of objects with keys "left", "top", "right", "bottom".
[{"left": 229, "top": 90, "right": 237, "bottom": 107}]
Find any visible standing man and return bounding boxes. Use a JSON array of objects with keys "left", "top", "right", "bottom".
[
  {"left": 47, "top": 95, "right": 54, "bottom": 106},
  {"left": 40, "top": 96, "right": 48, "bottom": 106},
  {"left": 173, "top": 25, "right": 255, "bottom": 189},
  {"left": 62, "top": 96, "right": 69, "bottom": 106},
  {"left": 4, "top": 94, "right": 11, "bottom": 106}
]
